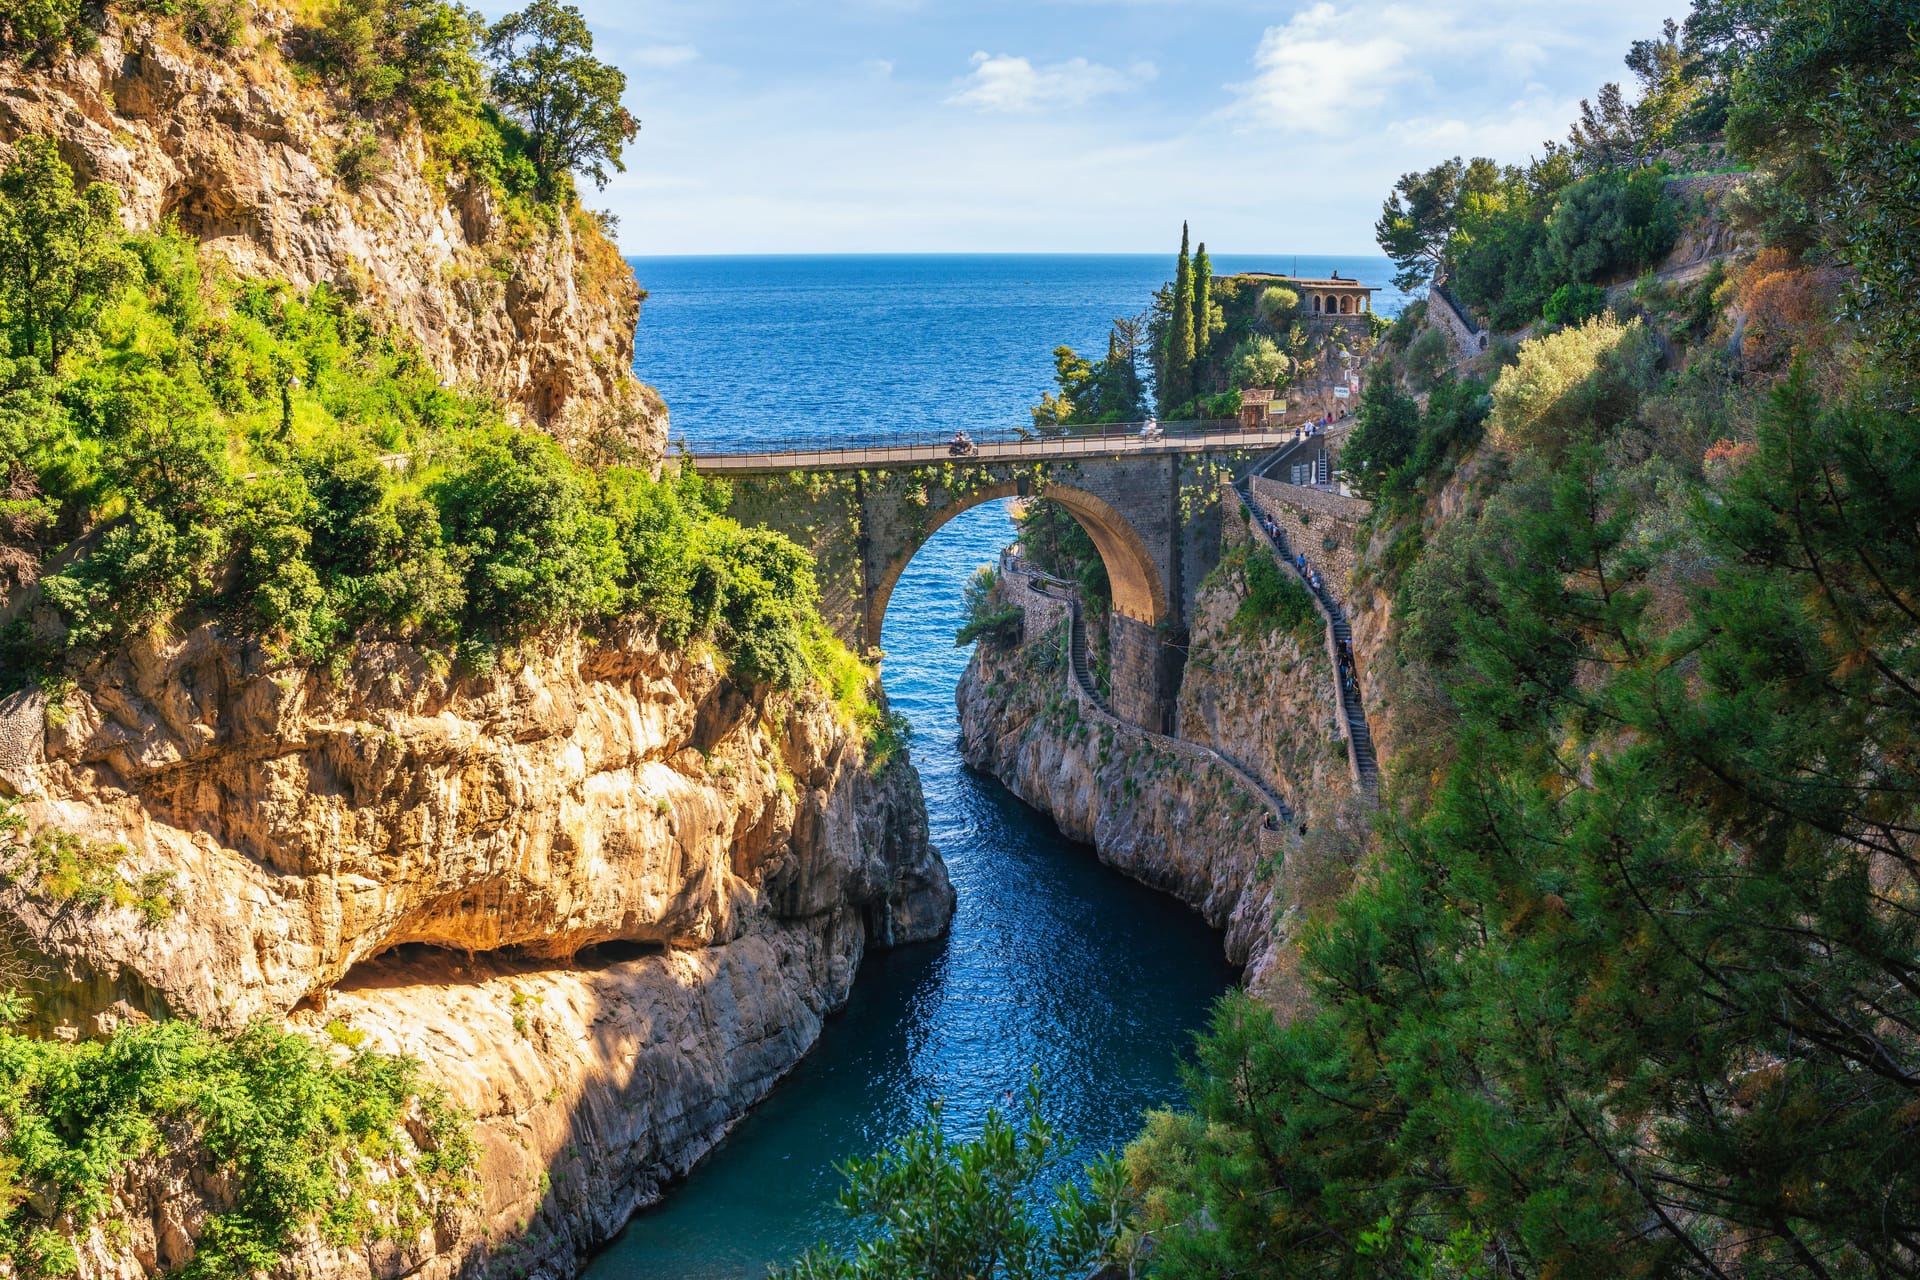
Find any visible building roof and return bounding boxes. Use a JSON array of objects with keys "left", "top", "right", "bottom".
[
  {"left": 1241, "top": 388, "right": 1276, "bottom": 405},
  {"left": 1233, "top": 272, "right": 1377, "bottom": 292}
]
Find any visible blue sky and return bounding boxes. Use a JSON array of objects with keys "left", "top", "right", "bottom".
[{"left": 473, "top": 0, "right": 1685, "bottom": 256}]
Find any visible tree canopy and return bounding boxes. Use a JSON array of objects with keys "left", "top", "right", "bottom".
[
  {"left": 776, "top": 1085, "right": 1137, "bottom": 1280},
  {"left": 483, "top": 0, "right": 638, "bottom": 191},
  {"left": 0, "top": 136, "right": 129, "bottom": 370},
  {"left": 1374, "top": 157, "right": 1503, "bottom": 292}
]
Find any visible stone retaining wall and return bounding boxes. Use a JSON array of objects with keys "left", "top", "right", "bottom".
[
  {"left": 1428, "top": 285, "right": 1488, "bottom": 362},
  {"left": 999, "top": 555, "right": 1293, "bottom": 850},
  {"left": 1246, "top": 477, "right": 1370, "bottom": 608}
]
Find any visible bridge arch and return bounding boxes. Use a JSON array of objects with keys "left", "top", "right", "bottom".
[{"left": 865, "top": 480, "right": 1168, "bottom": 649}]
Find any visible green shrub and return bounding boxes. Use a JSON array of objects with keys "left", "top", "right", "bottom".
[
  {"left": 1545, "top": 168, "right": 1680, "bottom": 284},
  {"left": 1342, "top": 376, "right": 1420, "bottom": 497},
  {"left": 332, "top": 132, "right": 391, "bottom": 191},
  {"left": 1227, "top": 334, "right": 1289, "bottom": 390},
  {"left": 1449, "top": 213, "right": 1559, "bottom": 330},
  {"left": 1542, "top": 281, "right": 1607, "bottom": 327},
  {"left": 0, "top": 137, "right": 133, "bottom": 371},
  {"left": 41, "top": 503, "right": 229, "bottom": 648},
  {"left": 1489, "top": 314, "right": 1659, "bottom": 457},
  {"left": 302, "top": 0, "right": 486, "bottom": 133},
  {"left": 1256, "top": 285, "right": 1300, "bottom": 329},
  {"left": 1224, "top": 542, "right": 1317, "bottom": 638},
  {"left": 775, "top": 1081, "right": 1135, "bottom": 1280},
  {"left": 1403, "top": 324, "right": 1451, "bottom": 390},
  {"left": 432, "top": 428, "right": 623, "bottom": 637},
  {"left": 25, "top": 829, "right": 174, "bottom": 922},
  {"left": 0, "top": 0, "right": 87, "bottom": 61},
  {"left": 0, "top": 1015, "right": 475, "bottom": 1276},
  {"left": 955, "top": 563, "right": 1021, "bottom": 647},
  {"left": 151, "top": 0, "right": 245, "bottom": 51}
]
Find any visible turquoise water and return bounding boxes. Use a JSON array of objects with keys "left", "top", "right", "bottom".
[{"left": 584, "top": 255, "right": 1396, "bottom": 1278}]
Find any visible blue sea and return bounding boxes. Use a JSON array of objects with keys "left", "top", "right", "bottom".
[{"left": 583, "top": 254, "right": 1400, "bottom": 1279}]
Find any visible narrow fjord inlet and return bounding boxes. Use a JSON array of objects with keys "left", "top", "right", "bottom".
[
  {"left": 586, "top": 501, "right": 1237, "bottom": 1278},
  {"left": 583, "top": 254, "right": 1389, "bottom": 1275},
  {"left": 4, "top": 2, "right": 1914, "bottom": 1273}
]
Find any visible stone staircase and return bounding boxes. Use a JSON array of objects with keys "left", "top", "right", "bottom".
[
  {"left": 1233, "top": 476, "right": 1380, "bottom": 795},
  {"left": 1323, "top": 606, "right": 1380, "bottom": 792}
]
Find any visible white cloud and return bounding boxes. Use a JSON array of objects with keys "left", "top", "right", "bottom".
[
  {"left": 1227, "top": 3, "right": 1415, "bottom": 134},
  {"left": 632, "top": 43, "right": 699, "bottom": 69},
  {"left": 1393, "top": 90, "right": 1582, "bottom": 157},
  {"left": 947, "top": 51, "right": 1156, "bottom": 112},
  {"left": 1225, "top": 2, "right": 1634, "bottom": 138}
]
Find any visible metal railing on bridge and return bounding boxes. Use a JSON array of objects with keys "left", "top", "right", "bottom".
[{"left": 674, "top": 417, "right": 1324, "bottom": 471}]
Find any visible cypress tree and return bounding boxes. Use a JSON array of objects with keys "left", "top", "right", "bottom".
[
  {"left": 1168, "top": 222, "right": 1195, "bottom": 410},
  {"left": 1192, "top": 241, "right": 1215, "bottom": 350}
]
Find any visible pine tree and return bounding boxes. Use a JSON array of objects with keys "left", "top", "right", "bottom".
[{"left": 1167, "top": 222, "right": 1195, "bottom": 413}]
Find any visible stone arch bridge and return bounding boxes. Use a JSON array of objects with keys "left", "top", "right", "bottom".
[{"left": 685, "top": 426, "right": 1306, "bottom": 732}]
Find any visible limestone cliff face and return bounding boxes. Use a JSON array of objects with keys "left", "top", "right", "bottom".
[
  {"left": 956, "top": 604, "right": 1280, "bottom": 983},
  {"left": 0, "top": 626, "right": 953, "bottom": 1278},
  {"left": 0, "top": 11, "right": 662, "bottom": 453},
  {"left": 1177, "top": 506, "right": 1356, "bottom": 820},
  {"left": 956, "top": 525, "right": 1373, "bottom": 1008}
]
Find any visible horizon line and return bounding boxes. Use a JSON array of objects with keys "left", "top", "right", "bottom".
[{"left": 620, "top": 249, "right": 1392, "bottom": 260}]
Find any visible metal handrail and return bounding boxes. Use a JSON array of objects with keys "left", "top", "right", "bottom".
[
  {"left": 1233, "top": 480, "right": 1378, "bottom": 791},
  {"left": 683, "top": 425, "right": 1313, "bottom": 473}
]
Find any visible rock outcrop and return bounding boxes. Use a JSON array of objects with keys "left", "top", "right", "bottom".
[
  {"left": 956, "top": 582, "right": 1283, "bottom": 984},
  {"left": 0, "top": 11, "right": 663, "bottom": 454},
  {"left": 1177, "top": 504, "right": 1359, "bottom": 819},
  {"left": 957, "top": 510, "right": 1376, "bottom": 1007},
  {"left": 0, "top": 625, "right": 953, "bottom": 1278}
]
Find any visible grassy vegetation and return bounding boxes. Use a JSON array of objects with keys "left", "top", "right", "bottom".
[
  {"left": 0, "top": 145, "right": 840, "bottom": 706},
  {"left": 1209, "top": 541, "right": 1317, "bottom": 641},
  {"left": 0, "top": 1012, "right": 475, "bottom": 1278},
  {"left": 802, "top": 623, "right": 912, "bottom": 771}
]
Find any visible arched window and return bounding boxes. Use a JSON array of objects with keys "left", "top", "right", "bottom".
[
  {"left": 1340, "top": 296, "right": 1353, "bottom": 314},
  {"left": 1312, "top": 295, "right": 1323, "bottom": 313}
]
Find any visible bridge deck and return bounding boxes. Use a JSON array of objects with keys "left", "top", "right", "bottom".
[{"left": 683, "top": 427, "right": 1306, "bottom": 473}]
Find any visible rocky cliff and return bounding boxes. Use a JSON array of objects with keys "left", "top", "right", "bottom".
[
  {"left": 0, "top": 9, "right": 954, "bottom": 1276},
  {"left": 957, "top": 622, "right": 1279, "bottom": 980},
  {"left": 0, "top": 9, "right": 663, "bottom": 455},
  {"left": 0, "top": 624, "right": 953, "bottom": 1278},
  {"left": 1178, "top": 501, "right": 1358, "bottom": 819},
  {"left": 957, "top": 507, "right": 1376, "bottom": 1010}
]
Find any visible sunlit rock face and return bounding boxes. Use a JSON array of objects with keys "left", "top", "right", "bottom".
[
  {"left": 955, "top": 519, "right": 1378, "bottom": 1014},
  {"left": 0, "top": 624, "right": 952, "bottom": 1278},
  {"left": 0, "top": 12, "right": 665, "bottom": 456}
]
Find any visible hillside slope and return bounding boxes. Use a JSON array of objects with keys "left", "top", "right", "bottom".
[{"left": 0, "top": 7, "right": 663, "bottom": 455}]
